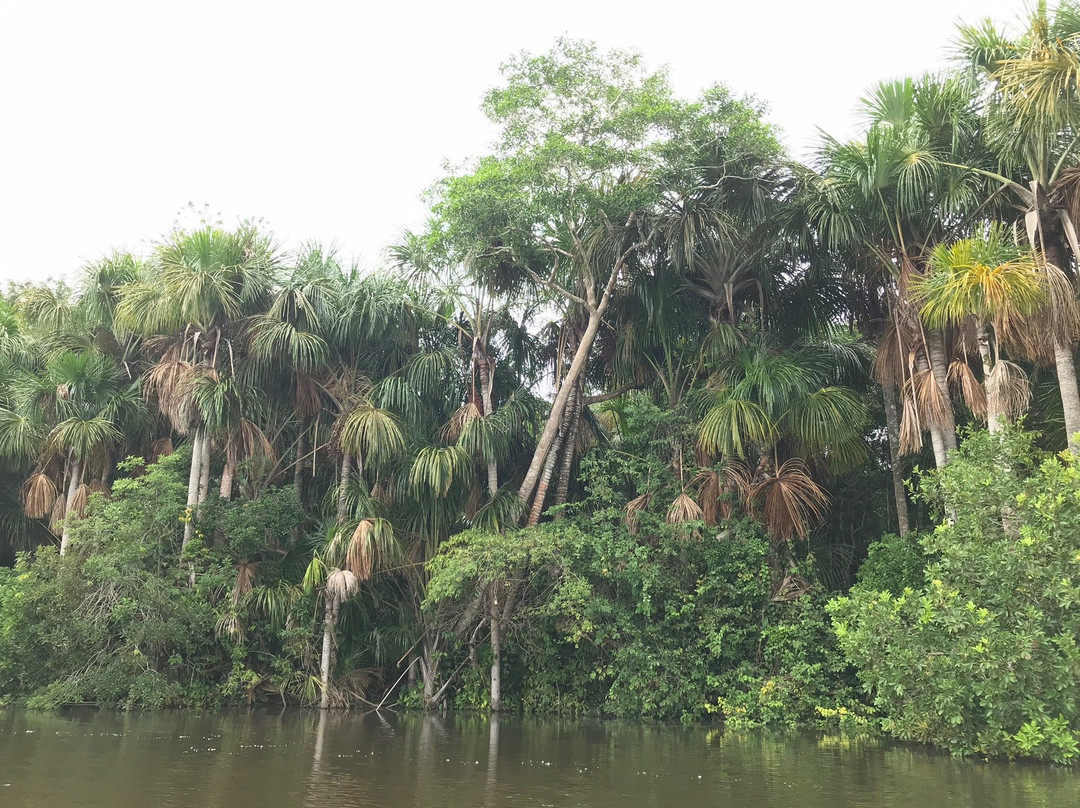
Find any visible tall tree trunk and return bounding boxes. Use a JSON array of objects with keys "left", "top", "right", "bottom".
[
  {"left": 219, "top": 457, "right": 236, "bottom": 500},
  {"left": 489, "top": 589, "right": 502, "bottom": 713},
  {"left": 554, "top": 384, "right": 583, "bottom": 510},
  {"left": 59, "top": 457, "right": 83, "bottom": 555},
  {"left": 528, "top": 421, "right": 567, "bottom": 527},
  {"left": 925, "top": 327, "right": 957, "bottom": 454},
  {"left": 294, "top": 428, "right": 307, "bottom": 500},
  {"left": 478, "top": 353, "right": 498, "bottom": 496},
  {"left": 976, "top": 322, "right": 1001, "bottom": 434},
  {"left": 182, "top": 431, "right": 204, "bottom": 554},
  {"left": 881, "top": 384, "right": 910, "bottom": 536},
  {"left": 419, "top": 633, "right": 441, "bottom": 708},
  {"left": 1043, "top": 235, "right": 1080, "bottom": 452},
  {"left": 519, "top": 268, "right": 617, "bottom": 507},
  {"left": 336, "top": 453, "right": 351, "bottom": 524},
  {"left": 197, "top": 432, "right": 212, "bottom": 505},
  {"left": 319, "top": 596, "right": 336, "bottom": 710},
  {"left": 1053, "top": 335, "right": 1080, "bottom": 453}
]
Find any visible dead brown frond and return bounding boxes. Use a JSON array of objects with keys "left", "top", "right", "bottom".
[
  {"left": 293, "top": 372, "right": 322, "bottom": 419},
  {"left": 144, "top": 348, "right": 198, "bottom": 431},
  {"left": 370, "top": 479, "right": 393, "bottom": 506},
  {"left": 986, "top": 360, "right": 1032, "bottom": 422},
  {"left": 346, "top": 519, "right": 376, "bottom": 581},
  {"left": 1026, "top": 264, "right": 1080, "bottom": 363},
  {"left": 88, "top": 480, "right": 111, "bottom": 498},
  {"left": 48, "top": 495, "right": 66, "bottom": 533},
  {"left": 464, "top": 481, "right": 482, "bottom": 521},
  {"left": 624, "top": 492, "right": 651, "bottom": 535},
  {"left": 899, "top": 388, "right": 923, "bottom": 455},
  {"left": 22, "top": 472, "right": 56, "bottom": 519},
  {"left": 666, "top": 491, "right": 704, "bottom": 525},
  {"left": 238, "top": 417, "right": 275, "bottom": 462},
  {"left": 68, "top": 483, "right": 91, "bottom": 519},
  {"left": 723, "top": 461, "right": 754, "bottom": 504},
  {"left": 911, "top": 368, "right": 953, "bottom": 431},
  {"left": 148, "top": 437, "right": 174, "bottom": 464},
  {"left": 872, "top": 325, "right": 904, "bottom": 389},
  {"left": 55, "top": 382, "right": 71, "bottom": 401},
  {"left": 692, "top": 470, "right": 722, "bottom": 525},
  {"left": 750, "top": 458, "right": 828, "bottom": 543},
  {"left": 771, "top": 572, "right": 813, "bottom": 602},
  {"left": 326, "top": 568, "right": 360, "bottom": 604},
  {"left": 215, "top": 611, "right": 245, "bottom": 642},
  {"left": 231, "top": 559, "right": 258, "bottom": 606},
  {"left": 693, "top": 440, "right": 713, "bottom": 469},
  {"left": 948, "top": 360, "right": 987, "bottom": 421},
  {"left": 440, "top": 402, "right": 481, "bottom": 443}
]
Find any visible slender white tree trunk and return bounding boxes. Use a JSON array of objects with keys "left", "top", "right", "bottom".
[
  {"left": 197, "top": 432, "right": 212, "bottom": 505},
  {"left": 182, "top": 431, "right": 204, "bottom": 554},
  {"left": 1053, "top": 335, "right": 1080, "bottom": 453},
  {"left": 336, "top": 453, "right": 351, "bottom": 524},
  {"left": 59, "top": 457, "right": 83, "bottom": 555},
  {"left": 977, "top": 322, "right": 1001, "bottom": 434},
  {"left": 219, "top": 458, "right": 236, "bottom": 500},
  {"left": 925, "top": 328, "right": 957, "bottom": 454},
  {"left": 320, "top": 596, "right": 336, "bottom": 710},
  {"left": 478, "top": 353, "right": 498, "bottom": 496},
  {"left": 489, "top": 591, "right": 502, "bottom": 713},
  {"left": 881, "top": 385, "right": 910, "bottom": 536}
]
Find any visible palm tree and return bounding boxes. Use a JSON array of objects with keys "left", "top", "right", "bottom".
[
  {"left": 810, "top": 74, "right": 993, "bottom": 468},
  {"left": 117, "top": 225, "right": 276, "bottom": 552},
  {"left": 914, "top": 226, "right": 1046, "bottom": 433},
  {"left": 958, "top": 2, "right": 1080, "bottom": 448},
  {"left": 0, "top": 349, "right": 143, "bottom": 553},
  {"left": 303, "top": 518, "right": 400, "bottom": 709},
  {"left": 694, "top": 339, "right": 869, "bottom": 542}
]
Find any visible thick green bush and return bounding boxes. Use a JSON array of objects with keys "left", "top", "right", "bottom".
[{"left": 830, "top": 429, "right": 1080, "bottom": 762}]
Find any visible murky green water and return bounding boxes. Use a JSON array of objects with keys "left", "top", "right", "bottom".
[{"left": 1, "top": 709, "right": 1078, "bottom": 807}]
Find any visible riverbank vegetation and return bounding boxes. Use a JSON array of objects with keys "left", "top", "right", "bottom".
[{"left": 3, "top": 1, "right": 1080, "bottom": 763}]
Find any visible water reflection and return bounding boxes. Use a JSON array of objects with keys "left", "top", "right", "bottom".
[{"left": 0, "top": 709, "right": 1077, "bottom": 807}]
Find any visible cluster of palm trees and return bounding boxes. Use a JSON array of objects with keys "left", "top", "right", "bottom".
[{"left": 2, "top": 2, "right": 1080, "bottom": 709}]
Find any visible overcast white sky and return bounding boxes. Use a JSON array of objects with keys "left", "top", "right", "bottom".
[{"left": 1, "top": 0, "right": 1027, "bottom": 283}]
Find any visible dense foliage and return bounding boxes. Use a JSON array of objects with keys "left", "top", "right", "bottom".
[
  {"left": 832, "top": 430, "right": 1080, "bottom": 763},
  {"left": 4, "top": 1, "right": 1080, "bottom": 763}
]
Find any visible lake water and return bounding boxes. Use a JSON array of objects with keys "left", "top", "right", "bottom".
[{"left": 1, "top": 709, "right": 1077, "bottom": 807}]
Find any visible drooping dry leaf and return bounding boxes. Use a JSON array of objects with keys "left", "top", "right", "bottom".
[{"left": 22, "top": 472, "right": 56, "bottom": 519}]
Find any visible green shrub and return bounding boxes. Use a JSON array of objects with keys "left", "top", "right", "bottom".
[
  {"left": 856, "top": 532, "right": 927, "bottom": 595},
  {"left": 830, "top": 429, "right": 1080, "bottom": 762}
]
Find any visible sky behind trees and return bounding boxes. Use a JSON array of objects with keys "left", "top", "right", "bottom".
[{"left": 2, "top": 0, "right": 1021, "bottom": 282}]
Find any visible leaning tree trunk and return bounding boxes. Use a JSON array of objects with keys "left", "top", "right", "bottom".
[
  {"left": 59, "top": 457, "right": 83, "bottom": 555},
  {"left": 182, "top": 431, "right": 204, "bottom": 554},
  {"left": 519, "top": 256, "right": 621, "bottom": 508},
  {"left": 554, "top": 384, "right": 583, "bottom": 510},
  {"left": 527, "top": 418, "right": 568, "bottom": 527},
  {"left": 925, "top": 327, "right": 957, "bottom": 454},
  {"left": 881, "top": 384, "right": 910, "bottom": 536},
  {"left": 489, "top": 588, "right": 503, "bottom": 713},
  {"left": 336, "top": 453, "right": 351, "bottom": 524}
]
